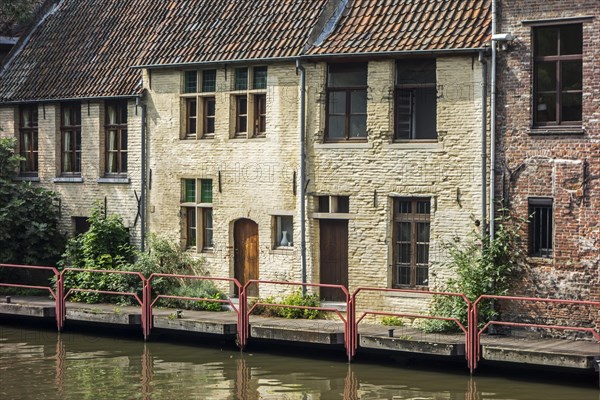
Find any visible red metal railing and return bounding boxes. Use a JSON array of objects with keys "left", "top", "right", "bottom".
[
  {"left": 146, "top": 273, "right": 245, "bottom": 347},
  {"left": 243, "top": 280, "right": 353, "bottom": 360},
  {"left": 0, "top": 263, "right": 62, "bottom": 329},
  {"left": 472, "top": 295, "right": 600, "bottom": 370},
  {"left": 352, "top": 287, "right": 474, "bottom": 370},
  {"left": 59, "top": 268, "right": 149, "bottom": 337}
]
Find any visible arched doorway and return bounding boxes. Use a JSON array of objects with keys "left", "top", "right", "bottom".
[{"left": 234, "top": 219, "right": 259, "bottom": 297}]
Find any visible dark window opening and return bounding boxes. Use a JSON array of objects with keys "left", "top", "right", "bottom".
[
  {"left": 19, "top": 105, "right": 38, "bottom": 176},
  {"left": 203, "top": 97, "right": 215, "bottom": 137},
  {"left": 326, "top": 63, "right": 368, "bottom": 141},
  {"left": 529, "top": 198, "right": 553, "bottom": 258},
  {"left": 60, "top": 103, "right": 81, "bottom": 175}
]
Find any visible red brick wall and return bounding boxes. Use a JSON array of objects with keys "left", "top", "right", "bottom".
[{"left": 496, "top": 1, "right": 599, "bottom": 333}]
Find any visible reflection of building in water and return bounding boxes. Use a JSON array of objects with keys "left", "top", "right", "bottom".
[
  {"left": 344, "top": 366, "right": 360, "bottom": 400},
  {"left": 235, "top": 358, "right": 259, "bottom": 400}
]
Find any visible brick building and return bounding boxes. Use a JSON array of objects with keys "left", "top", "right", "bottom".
[{"left": 495, "top": 1, "right": 599, "bottom": 303}]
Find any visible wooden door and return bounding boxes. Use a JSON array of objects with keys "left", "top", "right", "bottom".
[
  {"left": 319, "top": 219, "right": 349, "bottom": 301},
  {"left": 234, "top": 219, "right": 259, "bottom": 297}
]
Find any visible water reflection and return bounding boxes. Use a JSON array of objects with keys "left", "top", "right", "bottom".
[{"left": 0, "top": 325, "right": 598, "bottom": 400}]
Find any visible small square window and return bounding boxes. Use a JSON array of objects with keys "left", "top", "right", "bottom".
[
  {"left": 253, "top": 67, "right": 268, "bottom": 89},
  {"left": 184, "top": 71, "right": 197, "bottom": 93},
  {"left": 235, "top": 68, "right": 248, "bottom": 91},
  {"left": 274, "top": 216, "right": 293, "bottom": 247},
  {"left": 317, "top": 195, "right": 350, "bottom": 213}
]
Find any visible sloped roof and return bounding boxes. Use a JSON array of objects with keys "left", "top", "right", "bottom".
[
  {"left": 137, "top": 0, "right": 330, "bottom": 67},
  {"left": 0, "top": 0, "right": 330, "bottom": 103},
  {"left": 306, "top": 0, "right": 491, "bottom": 56}
]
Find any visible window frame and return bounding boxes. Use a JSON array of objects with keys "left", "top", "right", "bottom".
[
  {"left": 528, "top": 198, "right": 553, "bottom": 258},
  {"left": 104, "top": 100, "right": 128, "bottom": 176},
  {"left": 392, "top": 198, "right": 431, "bottom": 289},
  {"left": 273, "top": 215, "right": 293, "bottom": 249},
  {"left": 231, "top": 66, "right": 268, "bottom": 139},
  {"left": 181, "top": 178, "right": 214, "bottom": 252},
  {"left": 325, "top": 63, "right": 368, "bottom": 142},
  {"left": 532, "top": 24, "right": 583, "bottom": 127},
  {"left": 18, "top": 105, "right": 39, "bottom": 177},
  {"left": 394, "top": 59, "right": 438, "bottom": 141},
  {"left": 181, "top": 69, "right": 217, "bottom": 140},
  {"left": 60, "top": 103, "right": 82, "bottom": 176}
]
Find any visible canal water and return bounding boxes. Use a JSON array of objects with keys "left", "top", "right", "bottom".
[{"left": 0, "top": 324, "right": 597, "bottom": 399}]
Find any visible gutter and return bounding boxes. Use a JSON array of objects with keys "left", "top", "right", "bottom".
[
  {"left": 490, "top": 0, "right": 498, "bottom": 239},
  {"left": 0, "top": 94, "right": 140, "bottom": 106},
  {"left": 137, "top": 96, "right": 147, "bottom": 252},
  {"left": 296, "top": 59, "right": 307, "bottom": 295},
  {"left": 479, "top": 51, "right": 488, "bottom": 240},
  {"left": 131, "top": 56, "right": 298, "bottom": 70}
]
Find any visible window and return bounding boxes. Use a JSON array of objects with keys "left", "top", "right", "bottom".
[
  {"left": 529, "top": 198, "right": 553, "bottom": 258},
  {"left": 533, "top": 25, "right": 582, "bottom": 126},
  {"left": 317, "top": 195, "right": 350, "bottom": 213},
  {"left": 181, "top": 70, "right": 217, "bottom": 139},
  {"left": 105, "top": 100, "right": 128, "bottom": 176},
  {"left": 60, "top": 103, "right": 81, "bottom": 175},
  {"left": 395, "top": 60, "right": 437, "bottom": 140},
  {"left": 326, "top": 63, "right": 368, "bottom": 141},
  {"left": 72, "top": 217, "right": 90, "bottom": 236},
  {"left": 232, "top": 66, "right": 268, "bottom": 138},
  {"left": 274, "top": 216, "right": 293, "bottom": 248},
  {"left": 393, "top": 198, "right": 430, "bottom": 287},
  {"left": 19, "top": 105, "right": 38, "bottom": 177},
  {"left": 181, "top": 178, "right": 213, "bottom": 251}
]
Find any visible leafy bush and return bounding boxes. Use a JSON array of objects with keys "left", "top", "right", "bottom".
[
  {"left": 253, "top": 290, "right": 323, "bottom": 319},
  {"left": 381, "top": 316, "right": 405, "bottom": 327},
  {"left": 422, "top": 212, "right": 525, "bottom": 333},
  {"left": 157, "top": 280, "right": 225, "bottom": 312}
]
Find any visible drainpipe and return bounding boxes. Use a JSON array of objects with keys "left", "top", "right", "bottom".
[
  {"left": 138, "top": 96, "right": 147, "bottom": 252},
  {"left": 490, "top": 0, "right": 498, "bottom": 239},
  {"left": 296, "top": 59, "right": 307, "bottom": 295},
  {"left": 479, "top": 51, "right": 488, "bottom": 241}
]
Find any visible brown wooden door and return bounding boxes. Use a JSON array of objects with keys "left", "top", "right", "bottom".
[
  {"left": 319, "top": 219, "right": 349, "bottom": 301},
  {"left": 234, "top": 219, "right": 259, "bottom": 297}
]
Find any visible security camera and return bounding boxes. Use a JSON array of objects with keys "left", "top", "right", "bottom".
[{"left": 492, "top": 33, "right": 514, "bottom": 42}]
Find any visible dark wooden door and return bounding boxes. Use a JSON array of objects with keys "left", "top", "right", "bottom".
[
  {"left": 319, "top": 219, "right": 349, "bottom": 301},
  {"left": 234, "top": 219, "right": 259, "bottom": 297}
]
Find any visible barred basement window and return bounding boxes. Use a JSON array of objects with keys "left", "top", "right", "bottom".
[
  {"left": 393, "top": 198, "right": 430, "bottom": 288},
  {"left": 529, "top": 198, "right": 553, "bottom": 258}
]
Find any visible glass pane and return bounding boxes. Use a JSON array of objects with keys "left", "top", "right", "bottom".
[
  {"left": 562, "top": 61, "right": 582, "bottom": 91},
  {"left": 350, "top": 90, "right": 367, "bottom": 114},
  {"left": 535, "top": 62, "right": 556, "bottom": 92},
  {"left": 121, "top": 131, "right": 128, "bottom": 150},
  {"left": 416, "top": 201, "right": 430, "bottom": 214},
  {"left": 187, "top": 208, "right": 197, "bottom": 247},
  {"left": 203, "top": 209, "right": 213, "bottom": 247},
  {"left": 184, "top": 71, "right": 197, "bottom": 93},
  {"left": 336, "top": 196, "right": 349, "bottom": 213},
  {"left": 107, "top": 103, "right": 117, "bottom": 124},
  {"left": 414, "top": 87, "right": 437, "bottom": 139},
  {"left": 535, "top": 93, "right": 556, "bottom": 123},
  {"left": 318, "top": 196, "right": 329, "bottom": 212},
  {"left": 206, "top": 118, "right": 215, "bottom": 134},
  {"left": 121, "top": 152, "right": 127, "bottom": 173},
  {"left": 253, "top": 66, "right": 268, "bottom": 89},
  {"left": 329, "top": 91, "right": 346, "bottom": 114},
  {"left": 416, "top": 243, "right": 429, "bottom": 265},
  {"left": 202, "top": 69, "right": 216, "bottom": 92},
  {"left": 560, "top": 25, "right": 582, "bottom": 55},
  {"left": 238, "top": 97, "right": 247, "bottom": 114},
  {"left": 417, "top": 222, "right": 430, "bottom": 243},
  {"left": 328, "top": 63, "right": 367, "bottom": 87},
  {"left": 327, "top": 116, "right": 345, "bottom": 139},
  {"left": 534, "top": 27, "right": 558, "bottom": 57},
  {"left": 31, "top": 107, "right": 38, "bottom": 127},
  {"left": 416, "top": 267, "right": 428, "bottom": 286},
  {"left": 397, "top": 266, "right": 410, "bottom": 285},
  {"left": 349, "top": 115, "right": 366, "bottom": 137},
  {"left": 206, "top": 98, "right": 216, "bottom": 116},
  {"left": 398, "top": 201, "right": 411, "bottom": 214},
  {"left": 63, "top": 108, "right": 71, "bottom": 126},
  {"left": 396, "top": 59, "right": 436, "bottom": 85},
  {"left": 277, "top": 216, "right": 293, "bottom": 246},
  {"left": 399, "top": 222, "right": 411, "bottom": 242},
  {"left": 562, "top": 92, "right": 582, "bottom": 122},
  {"left": 183, "top": 179, "right": 195, "bottom": 202},
  {"left": 108, "top": 130, "right": 117, "bottom": 151},
  {"left": 119, "top": 102, "right": 127, "bottom": 124},
  {"left": 235, "top": 68, "right": 248, "bottom": 90},
  {"left": 200, "top": 179, "right": 212, "bottom": 203}
]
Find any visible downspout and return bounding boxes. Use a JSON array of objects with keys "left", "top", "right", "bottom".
[
  {"left": 296, "top": 59, "right": 307, "bottom": 295},
  {"left": 479, "top": 51, "right": 488, "bottom": 241},
  {"left": 490, "top": 0, "right": 498, "bottom": 239},
  {"left": 138, "top": 96, "right": 147, "bottom": 252}
]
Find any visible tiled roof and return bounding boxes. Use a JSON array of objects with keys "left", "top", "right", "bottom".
[
  {"left": 137, "top": 0, "right": 330, "bottom": 67},
  {"left": 0, "top": 0, "right": 329, "bottom": 103},
  {"left": 306, "top": 0, "right": 491, "bottom": 56}
]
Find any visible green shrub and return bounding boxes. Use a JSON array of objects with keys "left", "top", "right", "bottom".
[
  {"left": 253, "top": 290, "right": 323, "bottom": 319},
  {"left": 381, "top": 316, "right": 405, "bottom": 327},
  {"left": 157, "top": 280, "right": 225, "bottom": 312},
  {"left": 422, "top": 212, "right": 525, "bottom": 333}
]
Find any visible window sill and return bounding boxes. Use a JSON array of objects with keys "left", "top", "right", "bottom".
[
  {"left": 14, "top": 176, "right": 40, "bottom": 182},
  {"left": 229, "top": 136, "right": 268, "bottom": 142},
  {"left": 314, "top": 142, "right": 372, "bottom": 150},
  {"left": 97, "top": 177, "right": 130, "bottom": 184},
  {"left": 53, "top": 176, "right": 83, "bottom": 183},
  {"left": 527, "top": 256, "right": 554, "bottom": 264},
  {"left": 311, "top": 212, "right": 353, "bottom": 220},
  {"left": 272, "top": 246, "right": 294, "bottom": 252},
  {"left": 385, "top": 141, "right": 444, "bottom": 151},
  {"left": 529, "top": 127, "right": 584, "bottom": 136}
]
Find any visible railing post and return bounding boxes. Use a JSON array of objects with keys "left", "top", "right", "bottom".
[
  {"left": 237, "top": 285, "right": 246, "bottom": 350},
  {"left": 56, "top": 273, "right": 64, "bottom": 332},
  {"left": 347, "top": 294, "right": 354, "bottom": 362},
  {"left": 143, "top": 279, "right": 150, "bottom": 340}
]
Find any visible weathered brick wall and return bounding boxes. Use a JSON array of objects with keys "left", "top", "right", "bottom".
[
  {"left": 497, "top": 1, "right": 600, "bottom": 332},
  {"left": 145, "top": 63, "right": 302, "bottom": 297},
  {"left": 305, "top": 57, "right": 488, "bottom": 314},
  {"left": 0, "top": 101, "right": 143, "bottom": 246}
]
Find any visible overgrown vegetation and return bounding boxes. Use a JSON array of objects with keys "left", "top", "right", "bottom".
[
  {"left": 252, "top": 290, "right": 323, "bottom": 319},
  {"left": 0, "top": 138, "right": 65, "bottom": 267},
  {"left": 58, "top": 205, "right": 225, "bottom": 311},
  {"left": 381, "top": 316, "right": 405, "bottom": 327},
  {"left": 422, "top": 213, "right": 525, "bottom": 333}
]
